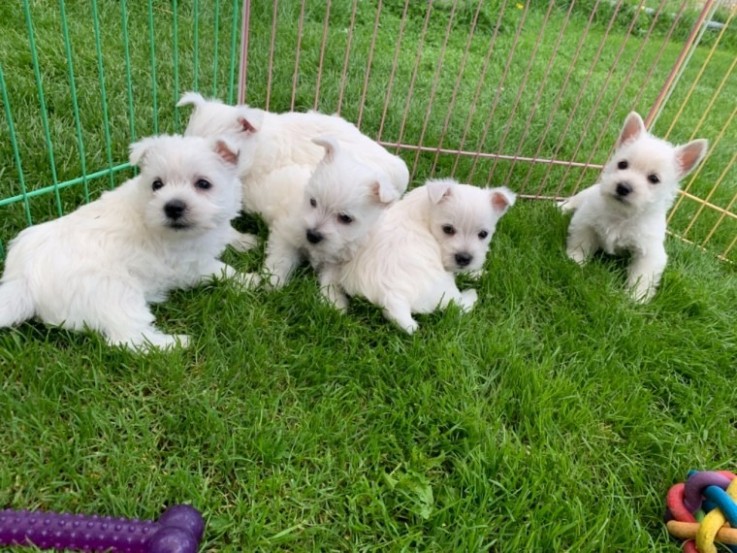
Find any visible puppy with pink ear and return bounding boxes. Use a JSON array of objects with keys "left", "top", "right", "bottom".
[
  {"left": 337, "top": 179, "right": 516, "bottom": 333},
  {"left": 560, "top": 112, "right": 708, "bottom": 303}
]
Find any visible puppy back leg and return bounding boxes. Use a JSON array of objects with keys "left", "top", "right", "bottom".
[
  {"left": 381, "top": 294, "right": 419, "bottom": 334},
  {"left": 0, "top": 279, "right": 34, "bottom": 327},
  {"left": 627, "top": 244, "right": 667, "bottom": 304}
]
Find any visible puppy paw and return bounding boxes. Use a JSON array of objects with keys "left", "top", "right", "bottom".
[
  {"left": 322, "top": 288, "right": 349, "bottom": 312},
  {"left": 230, "top": 232, "right": 260, "bottom": 252},
  {"left": 468, "top": 269, "right": 485, "bottom": 280},
  {"left": 558, "top": 199, "right": 573, "bottom": 213},
  {"left": 566, "top": 248, "right": 589, "bottom": 266},
  {"left": 459, "top": 289, "right": 478, "bottom": 312},
  {"left": 629, "top": 283, "right": 655, "bottom": 304},
  {"left": 233, "top": 272, "right": 263, "bottom": 290},
  {"left": 401, "top": 319, "right": 420, "bottom": 334}
]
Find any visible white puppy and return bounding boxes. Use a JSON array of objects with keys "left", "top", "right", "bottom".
[
  {"left": 560, "top": 112, "right": 707, "bottom": 303},
  {"left": 337, "top": 179, "right": 516, "bottom": 333},
  {"left": 0, "top": 135, "right": 243, "bottom": 350},
  {"left": 177, "top": 92, "right": 409, "bottom": 287}
]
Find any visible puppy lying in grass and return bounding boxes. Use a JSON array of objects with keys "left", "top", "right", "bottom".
[
  {"left": 0, "top": 135, "right": 243, "bottom": 350},
  {"left": 335, "top": 178, "right": 515, "bottom": 333}
]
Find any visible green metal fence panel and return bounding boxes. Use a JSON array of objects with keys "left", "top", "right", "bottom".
[{"left": 0, "top": 0, "right": 243, "bottom": 257}]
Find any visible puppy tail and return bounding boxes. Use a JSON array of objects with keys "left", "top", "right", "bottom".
[
  {"left": 176, "top": 91, "right": 207, "bottom": 109},
  {"left": 0, "top": 279, "right": 34, "bottom": 327}
]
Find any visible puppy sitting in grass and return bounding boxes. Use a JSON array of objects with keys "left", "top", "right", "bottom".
[
  {"left": 177, "top": 92, "right": 409, "bottom": 288},
  {"left": 336, "top": 178, "right": 515, "bottom": 333},
  {"left": 560, "top": 112, "right": 707, "bottom": 303},
  {"left": 0, "top": 135, "right": 243, "bottom": 350}
]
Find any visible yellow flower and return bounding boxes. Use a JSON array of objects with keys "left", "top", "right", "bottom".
[{"left": 516, "top": 2, "right": 524, "bottom": 8}]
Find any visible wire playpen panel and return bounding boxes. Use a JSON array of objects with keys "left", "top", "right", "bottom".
[{"left": 1, "top": 0, "right": 736, "bottom": 260}]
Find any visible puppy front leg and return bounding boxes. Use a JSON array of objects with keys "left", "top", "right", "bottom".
[
  {"left": 198, "top": 260, "right": 257, "bottom": 289},
  {"left": 262, "top": 234, "right": 302, "bottom": 289},
  {"left": 627, "top": 245, "right": 667, "bottom": 303},
  {"left": 95, "top": 283, "right": 189, "bottom": 351},
  {"left": 566, "top": 223, "right": 599, "bottom": 265},
  {"left": 382, "top": 294, "right": 419, "bottom": 334},
  {"left": 318, "top": 264, "right": 349, "bottom": 312}
]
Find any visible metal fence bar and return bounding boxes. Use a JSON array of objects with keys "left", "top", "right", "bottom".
[
  {"left": 448, "top": 0, "right": 509, "bottom": 177},
  {"left": 0, "top": 165, "right": 132, "bottom": 209},
  {"left": 336, "top": 0, "right": 359, "bottom": 115},
  {"left": 193, "top": 0, "right": 200, "bottom": 91},
  {"left": 377, "top": 0, "right": 410, "bottom": 141},
  {"left": 265, "top": 0, "right": 278, "bottom": 111},
  {"left": 23, "top": 0, "right": 62, "bottom": 215},
  {"left": 228, "top": 0, "right": 240, "bottom": 103},
  {"left": 408, "top": 0, "right": 459, "bottom": 177},
  {"left": 212, "top": 0, "right": 221, "bottom": 98},
  {"left": 147, "top": 0, "right": 159, "bottom": 134},
  {"left": 91, "top": 0, "right": 115, "bottom": 189},
  {"left": 313, "top": 0, "right": 332, "bottom": 111},
  {"left": 703, "top": 152, "right": 737, "bottom": 247},
  {"left": 59, "top": 0, "right": 90, "bottom": 203},
  {"left": 290, "top": 0, "right": 307, "bottom": 111},
  {"left": 393, "top": 0, "right": 435, "bottom": 155},
  {"left": 428, "top": 0, "right": 485, "bottom": 177},
  {"left": 173, "top": 0, "right": 181, "bottom": 131},
  {"left": 466, "top": 2, "right": 531, "bottom": 183},
  {"left": 646, "top": 0, "right": 719, "bottom": 129},
  {"left": 237, "top": 0, "right": 250, "bottom": 103},
  {"left": 355, "top": 0, "right": 382, "bottom": 130},
  {"left": 526, "top": 0, "right": 605, "bottom": 196},
  {"left": 495, "top": 0, "right": 573, "bottom": 189},
  {"left": 0, "top": 65, "right": 32, "bottom": 225},
  {"left": 121, "top": 0, "right": 136, "bottom": 143}
]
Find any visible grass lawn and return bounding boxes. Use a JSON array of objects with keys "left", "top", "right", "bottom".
[{"left": 1, "top": 1, "right": 737, "bottom": 551}]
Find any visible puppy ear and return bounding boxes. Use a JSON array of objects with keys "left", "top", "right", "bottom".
[
  {"left": 313, "top": 135, "right": 340, "bottom": 163},
  {"left": 212, "top": 137, "right": 240, "bottom": 166},
  {"left": 129, "top": 136, "right": 159, "bottom": 167},
  {"left": 617, "top": 112, "right": 646, "bottom": 147},
  {"left": 176, "top": 91, "right": 207, "bottom": 109},
  {"left": 237, "top": 116, "right": 258, "bottom": 134},
  {"left": 371, "top": 176, "right": 400, "bottom": 205},
  {"left": 426, "top": 179, "right": 455, "bottom": 204},
  {"left": 675, "top": 139, "right": 708, "bottom": 178},
  {"left": 490, "top": 186, "right": 516, "bottom": 215}
]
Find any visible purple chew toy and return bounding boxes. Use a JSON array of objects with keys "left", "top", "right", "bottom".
[{"left": 0, "top": 504, "right": 204, "bottom": 553}]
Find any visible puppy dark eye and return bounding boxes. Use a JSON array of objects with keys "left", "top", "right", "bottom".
[
  {"left": 310, "top": 198, "right": 317, "bottom": 208},
  {"left": 478, "top": 230, "right": 489, "bottom": 239},
  {"left": 152, "top": 178, "right": 164, "bottom": 191},
  {"left": 617, "top": 160, "right": 628, "bottom": 170},
  {"left": 442, "top": 224, "right": 456, "bottom": 236},
  {"left": 647, "top": 174, "right": 660, "bottom": 184},
  {"left": 337, "top": 213, "right": 353, "bottom": 225},
  {"left": 194, "top": 179, "right": 212, "bottom": 190}
]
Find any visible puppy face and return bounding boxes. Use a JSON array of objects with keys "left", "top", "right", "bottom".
[
  {"left": 303, "top": 136, "right": 400, "bottom": 265},
  {"left": 425, "top": 179, "right": 516, "bottom": 273},
  {"left": 129, "top": 135, "right": 242, "bottom": 235},
  {"left": 599, "top": 112, "right": 708, "bottom": 213},
  {"left": 177, "top": 91, "right": 263, "bottom": 175}
]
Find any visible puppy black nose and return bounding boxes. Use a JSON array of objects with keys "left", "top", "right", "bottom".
[
  {"left": 455, "top": 252, "right": 473, "bottom": 267},
  {"left": 616, "top": 182, "right": 632, "bottom": 197},
  {"left": 306, "top": 229, "right": 323, "bottom": 244},
  {"left": 164, "top": 199, "right": 187, "bottom": 220}
]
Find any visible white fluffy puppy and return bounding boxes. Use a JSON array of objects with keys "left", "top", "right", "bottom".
[
  {"left": 177, "top": 92, "right": 409, "bottom": 286},
  {"left": 0, "top": 135, "right": 243, "bottom": 350},
  {"left": 560, "top": 112, "right": 707, "bottom": 303},
  {"left": 337, "top": 179, "right": 516, "bottom": 333},
  {"left": 297, "top": 136, "right": 402, "bottom": 308}
]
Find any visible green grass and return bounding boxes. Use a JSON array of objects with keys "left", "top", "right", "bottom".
[{"left": 1, "top": 1, "right": 737, "bottom": 551}]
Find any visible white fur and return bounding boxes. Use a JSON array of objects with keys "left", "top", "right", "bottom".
[
  {"left": 177, "top": 92, "right": 410, "bottom": 287},
  {"left": 560, "top": 112, "right": 708, "bottom": 303},
  {"left": 337, "top": 179, "right": 516, "bottom": 333},
  {"left": 0, "top": 135, "right": 244, "bottom": 350}
]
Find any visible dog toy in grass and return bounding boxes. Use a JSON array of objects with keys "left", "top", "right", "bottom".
[
  {"left": 0, "top": 504, "right": 204, "bottom": 553},
  {"left": 665, "top": 470, "right": 737, "bottom": 553}
]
